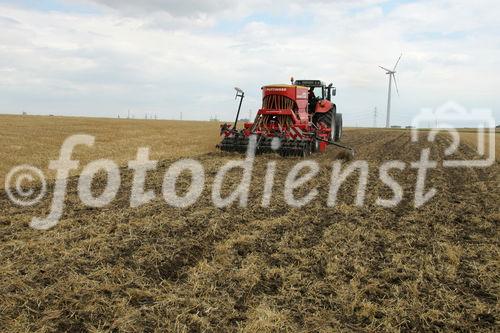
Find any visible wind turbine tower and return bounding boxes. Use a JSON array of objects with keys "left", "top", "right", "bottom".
[{"left": 379, "top": 54, "right": 402, "bottom": 128}]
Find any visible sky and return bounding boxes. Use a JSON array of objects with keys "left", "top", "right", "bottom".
[{"left": 0, "top": 0, "right": 499, "bottom": 126}]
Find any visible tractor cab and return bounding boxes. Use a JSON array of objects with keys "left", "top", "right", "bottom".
[
  {"left": 293, "top": 80, "right": 336, "bottom": 114},
  {"left": 293, "top": 79, "right": 336, "bottom": 102}
]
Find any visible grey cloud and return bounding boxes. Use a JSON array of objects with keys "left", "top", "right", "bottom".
[
  {"left": 88, "top": 0, "right": 234, "bottom": 16},
  {"left": 2, "top": 0, "right": 500, "bottom": 123}
]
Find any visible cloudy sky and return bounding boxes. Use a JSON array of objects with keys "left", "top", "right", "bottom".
[{"left": 0, "top": 0, "right": 499, "bottom": 126}]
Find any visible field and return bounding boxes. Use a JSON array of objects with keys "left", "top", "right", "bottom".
[
  {"left": 0, "top": 115, "right": 222, "bottom": 184},
  {"left": 0, "top": 116, "right": 499, "bottom": 332}
]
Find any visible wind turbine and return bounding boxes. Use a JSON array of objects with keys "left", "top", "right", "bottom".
[{"left": 379, "top": 54, "right": 402, "bottom": 128}]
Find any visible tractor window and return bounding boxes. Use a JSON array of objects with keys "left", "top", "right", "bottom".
[{"left": 313, "top": 87, "right": 324, "bottom": 99}]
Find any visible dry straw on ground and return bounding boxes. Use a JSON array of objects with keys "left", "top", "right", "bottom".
[
  {"left": 0, "top": 115, "right": 222, "bottom": 184},
  {"left": 0, "top": 117, "right": 498, "bottom": 332}
]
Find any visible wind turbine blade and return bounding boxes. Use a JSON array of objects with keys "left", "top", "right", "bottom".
[
  {"left": 393, "top": 53, "right": 402, "bottom": 71},
  {"left": 393, "top": 74, "right": 400, "bottom": 96},
  {"left": 379, "top": 65, "right": 392, "bottom": 72}
]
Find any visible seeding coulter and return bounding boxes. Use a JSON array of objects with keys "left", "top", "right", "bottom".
[{"left": 218, "top": 79, "right": 352, "bottom": 157}]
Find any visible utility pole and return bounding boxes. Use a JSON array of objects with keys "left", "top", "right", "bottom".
[
  {"left": 180, "top": 112, "right": 183, "bottom": 121},
  {"left": 373, "top": 107, "right": 377, "bottom": 128},
  {"left": 127, "top": 110, "right": 130, "bottom": 119}
]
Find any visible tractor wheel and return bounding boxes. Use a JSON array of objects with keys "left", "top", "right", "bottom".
[
  {"left": 333, "top": 113, "right": 343, "bottom": 142},
  {"left": 316, "top": 110, "right": 333, "bottom": 130},
  {"left": 315, "top": 108, "right": 341, "bottom": 142}
]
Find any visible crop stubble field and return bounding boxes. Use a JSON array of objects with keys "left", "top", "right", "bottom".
[
  {"left": 0, "top": 115, "right": 222, "bottom": 184},
  {"left": 0, "top": 115, "right": 499, "bottom": 332}
]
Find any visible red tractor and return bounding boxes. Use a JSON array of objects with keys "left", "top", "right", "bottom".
[{"left": 218, "top": 79, "right": 347, "bottom": 157}]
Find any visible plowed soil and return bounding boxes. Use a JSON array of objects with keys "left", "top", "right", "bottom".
[{"left": 1, "top": 129, "right": 498, "bottom": 332}]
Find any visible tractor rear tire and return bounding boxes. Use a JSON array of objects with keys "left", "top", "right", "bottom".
[
  {"left": 314, "top": 109, "right": 333, "bottom": 131},
  {"left": 333, "top": 113, "right": 343, "bottom": 142},
  {"left": 313, "top": 107, "right": 342, "bottom": 142}
]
